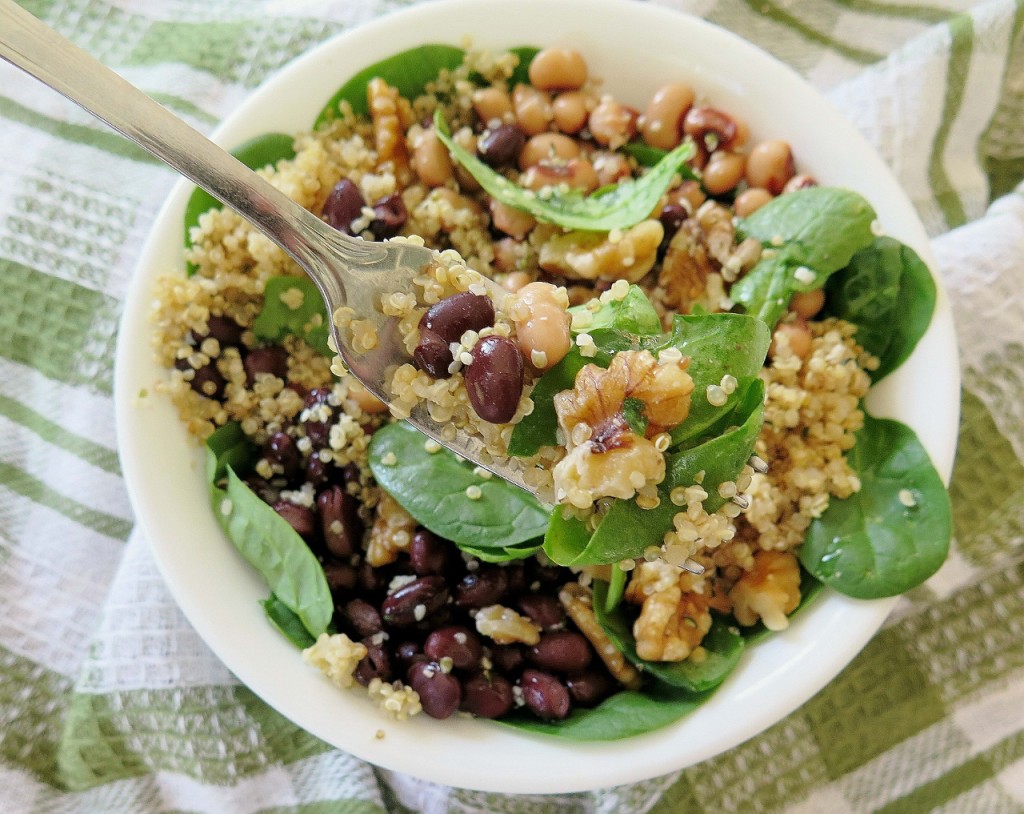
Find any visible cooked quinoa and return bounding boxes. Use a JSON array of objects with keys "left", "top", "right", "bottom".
[{"left": 151, "top": 42, "right": 880, "bottom": 725}]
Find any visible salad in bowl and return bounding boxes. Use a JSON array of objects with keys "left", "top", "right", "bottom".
[{"left": 116, "top": 0, "right": 958, "bottom": 793}]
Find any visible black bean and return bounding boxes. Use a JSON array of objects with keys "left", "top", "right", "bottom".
[
  {"left": 464, "top": 335, "right": 524, "bottom": 423},
  {"left": 520, "top": 669, "right": 571, "bottom": 720},
  {"left": 454, "top": 565, "right": 509, "bottom": 609},
  {"left": 658, "top": 203, "right": 688, "bottom": 239},
  {"left": 566, "top": 670, "right": 614, "bottom": 707},
  {"left": 342, "top": 462, "right": 362, "bottom": 485},
  {"left": 323, "top": 179, "right": 366, "bottom": 233},
  {"left": 408, "top": 661, "right": 462, "bottom": 719},
  {"left": 478, "top": 123, "right": 526, "bottom": 167},
  {"left": 394, "top": 641, "right": 427, "bottom": 668},
  {"left": 189, "top": 314, "right": 244, "bottom": 348},
  {"left": 517, "top": 594, "right": 566, "bottom": 630},
  {"left": 368, "top": 194, "right": 407, "bottom": 240},
  {"left": 244, "top": 476, "right": 278, "bottom": 505},
  {"left": 318, "top": 485, "right": 362, "bottom": 559},
  {"left": 461, "top": 672, "right": 514, "bottom": 719},
  {"left": 489, "top": 644, "right": 525, "bottom": 674},
  {"left": 305, "top": 455, "right": 329, "bottom": 488},
  {"left": 244, "top": 345, "right": 289, "bottom": 385},
  {"left": 414, "top": 292, "right": 497, "bottom": 378},
  {"left": 272, "top": 501, "right": 316, "bottom": 539},
  {"left": 344, "top": 598, "right": 383, "bottom": 638},
  {"left": 382, "top": 576, "right": 449, "bottom": 627},
  {"left": 354, "top": 639, "right": 392, "bottom": 686},
  {"left": 188, "top": 363, "right": 226, "bottom": 400},
  {"left": 424, "top": 626, "right": 482, "bottom": 670},
  {"left": 263, "top": 432, "right": 301, "bottom": 480},
  {"left": 358, "top": 561, "right": 384, "bottom": 594},
  {"left": 409, "top": 529, "right": 449, "bottom": 576},
  {"left": 323, "top": 562, "right": 357, "bottom": 592},
  {"left": 529, "top": 631, "right": 593, "bottom": 674},
  {"left": 301, "top": 387, "right": 335, "bottom": 447}
]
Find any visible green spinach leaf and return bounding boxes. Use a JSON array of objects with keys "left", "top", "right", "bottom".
[
  {"left": 216, "top": 468, "right": 333, "bottom": 637},
  {"left": 594, "top": 581, "right": 745, "bottom": 692},
  {"left": 731, "top": 188, "right": 877, "bottom": 327},
  {"left": 497, "top": 682, "right": 712, "bottom": 740},
  {"left": 314, "top": 44, "right": 466, "bottom": 126},
  {"left": 825, "top": 236, "right": 936, "bottom": 383},
  {"left": 456, "top": 540, "right": 543, "bottom": 563},
  {"left": 435, "top": 109, "right": 694, "bottom": 231},
  {"left": 369, "top": 422, "right": 550, "bottom": 548},
  {"left": 544, "top": 379, "right": 765, "bottom": 566},
  {"left": 507, "top": 349, "right": 588, "bottom": 457},
  {"left": 799, "top": 413, "right": 951, "bottom": 599},
  {"left": 204, "top": 421, "right": 258, "bottom": 486},
  {"left": 252, "top": 275, "right": 331, "bottom": 357},
  {"left": 262, "top": 594, "right": 317, "bottom": 649},
  {"left": 507, "top": 46, "right": 541, "bottom": 86},
  {"left": 184, "top": 133, "right": 296, "bottom": 275},
  {"left": 567, "top": 284, "right": 662, "bottom": 335}
]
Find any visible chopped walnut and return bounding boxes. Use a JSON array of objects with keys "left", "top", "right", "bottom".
[
  {"left": 552, "top": 350, "right": 693, "bottom": 508},
  {"left": 367, "top": 78, "right": 413, "bottom": 181},
  {"left": 367, "top": 677, "right": 423, "bottom": 720},
  {"left": 303, "top": 633, "right": 368, "bottom": 689},
  {"left": 728, "top": 550, "right": 801, "bottom": 631},
  {"left": 658, "top": 220, "right": 714, "bottom": 312},
  {"left": 475, "top": 604, "right": 542, "bottom": 645},
  {"left": 695, "top": 200, "right": 735, "bottom": 265},
  {"left": 625, "top": 561, "right": 712, "bottom": 661},
  {"left": 538, "top": 220, "right": 663, "bottom": 282},
  {"left": 559, "top": 583, "right": 642, "bottom": 689},
  {"left": 365, "top": 492, "right": 416, "bottom": 567}
]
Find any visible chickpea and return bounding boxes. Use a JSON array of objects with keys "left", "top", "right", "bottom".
[
  {"left": 493, "top": 238, "right": 524, "bottom": 274},
  {"left": 503, "top": 269, "right": 533, "bottom": 293},
  {"left": 521, "top": 158, "right": 599, "bottom": 193},
  {"left": 588, "top": 98, "right": 638, "bottom": 149},
  {"left": 512, "top": 282, "right": 571, "bottom": 370},
  {"left": 789, "top": 288, "right": 826, "bottom": 319},
  {"left": 528, "top": 47, "right": 588, "bottom": 91},
  {"left": 640, "top": 83, "right": 694, "bottom": 150},
  {"left": 347, "top": 379, "right": 388, "bottom": 414},
  {"left": 411, "top": 128, "right": 453, "bottom": 188},
  {"left": 784, "top": 173, "right": 818, "bottom": 193},
  {"left": 512, "top": 84, "right": 553, "bottom": 136},
  {"left": 552, "top": 91, "right": 590, "bottom": 134},
  {"left": 733, "top": 187, "right": 773, "bottom": 217},
  {"left": 770, "top": 320, "right": 813, "bottom": 360},
  {"left": 701, "top": 151, "right": 746, "bottom": 195},
  {"left": 490, "top": 199, "right": 536, "bottom": 240},
  {"left": 592, "top": 151, "right": 632, "bottom": 186},
  {"left": 668, "top": 179, "right": 706, "bottom": 215},
  {"left": 518, "top": 132, "right": 580, "bottom": 170},
  {"left": 472, "top": 86, "right": 514, "bottom": 125},
  {"left": 746, "top": 140, "right": 795, "bottom": 195}
]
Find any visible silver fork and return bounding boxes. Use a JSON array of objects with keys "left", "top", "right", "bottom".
[{"left": 0, "top": 0, "right": 538, "bottom": 494}]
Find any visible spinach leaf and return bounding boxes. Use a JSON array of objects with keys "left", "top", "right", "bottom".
[
  {"left": 544, "top": 379, "right": 765, "bottom": 566},
  {"left": 262, "top": 594, "right": 317, "bottom": 649},
  {"left": 507, "top": 350, "right": 588, "bottom": 457},
  {"left": 497, "top": 682, "right": 712, "bottom": 740},
  {"left": 568, "top": 284, "right": 662, "bottom": 335},
  {"left": 456, "top": 540, "right": 543, "bottom": 563},
  {"left": 799, "top": 413, "right": 951, "bottom": 599},
  {"left": 184, "top": 133, "right": 296, "bottom": 275},
  {"left": 368, "top": 421, "right": 550, "bottom": 548},
  {"left": 435, "top": 109, "right": 694, "bottom": 231},
  {"left": 314, "top": 44, "right": 466, "bottom": 126},
  {"left": 604, "top": 565, "right": 628, "bottom": 612},
  {"left": 661, "top": 314, "right": 770, "bottom": 446},
  {"left": 825, "top": 236, "right": 936, "bottom": 383},
  {"left": 621, "top": 397, "right": 648, "bottom": 436},
  {"left": 619, "top": 141, "right": 701, "bottom": 180},
  {"left": 507, "top": 46, "right": 540, "bottom": 86},
  {"left": 593, "top": 581, "right": 745, "bottom": 692},
  {"left": 252, "top": 275, "right": 331, "bottom": 357},
  {"left": 204, "top": 421, "right": 258, "bottom": 486},
  {"left": 216, "top": 468, "right": 334, "bottom": 637},
  {"left": 731, "top": 187, "right": 876, "bottom": 327}
]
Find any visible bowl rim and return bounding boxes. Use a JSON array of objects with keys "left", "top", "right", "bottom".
[{"left": 114, "top": 0, "right": 960, "bottom": 794}]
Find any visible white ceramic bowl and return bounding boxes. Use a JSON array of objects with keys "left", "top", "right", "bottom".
[{"left": 115, "top": 0, "right": 959, "bottom": 794}]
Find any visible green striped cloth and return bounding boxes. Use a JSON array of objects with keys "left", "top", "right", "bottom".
[{"left": 1, "top": 0, "right": 1022, "bottom": 811}]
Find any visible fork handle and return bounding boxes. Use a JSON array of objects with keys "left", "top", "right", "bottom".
[{"left": 0, "top": 0, "right": 382, "bottom": 299}]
